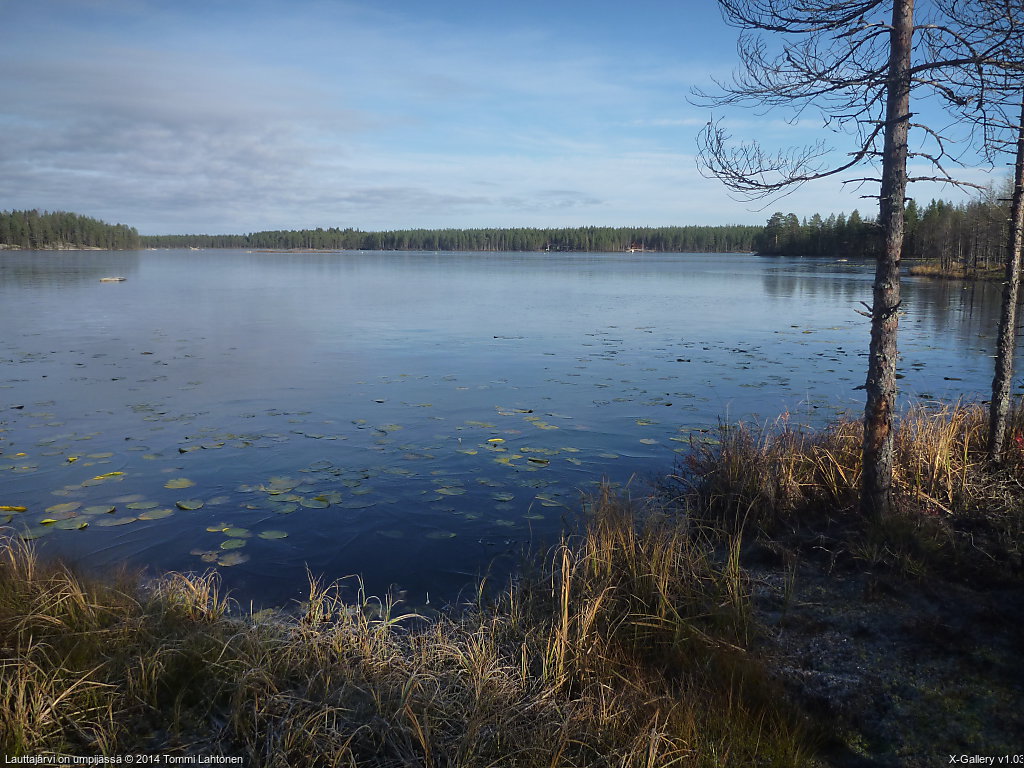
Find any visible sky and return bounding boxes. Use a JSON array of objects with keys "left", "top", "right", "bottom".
[{"left": 0, "top": 0, "right": 998, "bottom": 235}]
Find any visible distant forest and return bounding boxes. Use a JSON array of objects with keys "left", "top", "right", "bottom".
[
  {"left": 756, "top": 194, "right": 1014, "bottom": 270},
  {"left": 0, "top": 210, "right": 140, "bottom": 250},
  {"left": 0, "top": 193, "right": 1014, "bottom": 268},
  {"left": 140, "top": 193, "right": 1018, "bottom": 267},
  {"left": 139, "top": 225, "right": 761, "bottom": 253}
]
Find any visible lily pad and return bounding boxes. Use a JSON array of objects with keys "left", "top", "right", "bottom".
[
  {"left": 272, "top": 503, "right": 299, "bottom": 515},
  {"left": 267, "top": 492, "right": 302, "bottom": 501},
  {"left": 206, "top": 522, "right": 230, "bottom": 532},
  {"left": 138, "top": 508, "right": 174, "bottom": 520},
  {"left": 82, "top": 505, "right": 116, "bottom": 515},
  {"left": 258, "top": 530, "right": 289, "bottom": 540},
  {"left": 165, "top": 478, "right": 195, "bottom": 490},
  {"left": 265, "top": 476, "right": 298, "bottom": 491},
  {"left": 127, "top": 501, "right": 158, "bottom": 510},
  {"left": 19, "top": 526, "right": 53, "bottom": 540},
  {"left": 216, "top": 551, "right": 250, "bottom": 567},
  {"left": 53, "top": 518, "right": 88, "bottom": 530},
  {"left": 175, "top": 499, "right": 204, "bottom": 510},
  {"left": 299, "top": 497, "right": 329, "bottom": 509},
  {"left": 426, "top": 530, "right": 456, "bottom": 539},
  {"left": 0, "top": 505, "right": 27, "bottom": 512},
  {"left": 190, "top": 548, "right": 219, "bottom": 563},
  {"left": 223, "top": 527, "right": 252, "bottom": 538},
  {"left": 45, "top": 502, "right": 81, "bottom": 516},
  {"left": 96, "top": 516, "right": 138, "bottom": 527},
  {"left": 342, "top": 499, "right": 375, "bottom": 510},
  {"left": 90, "top": 471, "right": 124, "bottom": 480},
  {"left": 220, "top": 538, "right": 247, "bottom": 550}
]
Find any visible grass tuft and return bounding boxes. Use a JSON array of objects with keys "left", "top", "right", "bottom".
[
  {"left": 0, "top": 494, "right": 816, "bottom": 765},
  {"left": 671, "top": 402, "right": 1024, "bottom": 580}
]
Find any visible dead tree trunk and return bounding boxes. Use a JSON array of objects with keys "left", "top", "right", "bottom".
[
  {"left": 988, "top": 95, "right": 1024, "bottom": 463},
  {"left": 863, "top": 0, "right": 914, "bottom": 518}
]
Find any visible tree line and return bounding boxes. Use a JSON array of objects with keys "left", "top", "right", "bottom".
[
  {"left": 0, "top": 204, "right": 1013, "bottom": 268},
  {"left": 142, "top": 196, "right": 1019, "bottom": 267},
  {"left": 0, "top": 210, "right": 140, "bottom": 250},
  {"left": 139, "top": 224, "right": 762, "bottom": 253},
  {"left": 755, "top": 193, "right": 1016, "bottom": 269}
]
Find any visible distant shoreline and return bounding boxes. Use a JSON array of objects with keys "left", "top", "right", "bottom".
[{"left": 0, "top": 243, "right": 109, "bottom": 251}]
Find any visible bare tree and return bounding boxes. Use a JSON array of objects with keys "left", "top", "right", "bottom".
[
  {"left": 694, "top": 0, "right": 1006, "bottom": 517},
  {"left": 991, "top": 102, "right": 1024, "bottom": 462}
]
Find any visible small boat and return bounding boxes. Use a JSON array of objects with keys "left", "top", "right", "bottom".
[{"left": 99, "top": 276, "right": 127, "bottom": 282}]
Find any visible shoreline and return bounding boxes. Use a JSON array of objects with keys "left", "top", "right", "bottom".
[{"left": 3, "top": 403, "right": 1021, "bottom": 764}]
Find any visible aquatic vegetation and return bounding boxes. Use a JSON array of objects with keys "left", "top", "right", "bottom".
[{"left": 257, "top": 530, "right": 288, "bottom": 540}]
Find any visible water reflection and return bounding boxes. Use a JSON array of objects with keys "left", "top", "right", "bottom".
[
  {"left": 0, "top": 249, "right": 1020, "bottom": 607},
  {"left": 0, "top": 250, "right": 141, "bottom": 287}
]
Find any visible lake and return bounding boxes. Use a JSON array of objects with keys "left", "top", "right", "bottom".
[{"left": 0, "top": 249, "right": 1017, "bottom": 608}]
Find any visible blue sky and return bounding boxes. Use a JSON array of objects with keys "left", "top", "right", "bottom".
[{"left": 0, "top": 0, "right": 993, "bottom": 235}]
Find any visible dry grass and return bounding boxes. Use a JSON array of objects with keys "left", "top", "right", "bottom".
[
  {"left": 906, "top": 261, "right": 1004, "bottom": 280},
  {"left": 0, "top": 490, "right": 817, "bottom": 766},
  {"left": 671, "top": 403, "right": 1024, "bottom": 580},
  {"left": 9, "top": 403, "right": 1017, "bottom": 763}
]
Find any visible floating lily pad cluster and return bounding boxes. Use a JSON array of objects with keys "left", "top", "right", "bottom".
[
  {"left": 0, "top": 330, "right": 878, "bottom": 584},
  {"left": 0, "top": 389, "right": 672, "bottom": 576}
]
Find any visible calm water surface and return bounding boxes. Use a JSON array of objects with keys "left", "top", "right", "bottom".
[{"left": 0, "top": 249, "right": 1018, "bottom": 607}]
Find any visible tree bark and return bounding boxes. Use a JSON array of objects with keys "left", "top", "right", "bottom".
[
  {"left": 988, "top": 95, "right": 1024, "bottom": 464},
  {"left": 863, "top": 0, "right": 914, "bottom": 519}
]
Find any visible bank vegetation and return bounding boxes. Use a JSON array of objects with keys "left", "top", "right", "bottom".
[
  {"left": 3, "top": 402, "right": 1022, "bottom": 765},
  {"left": 0, "top": 210, "right": 141, "bottom": 251}
]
